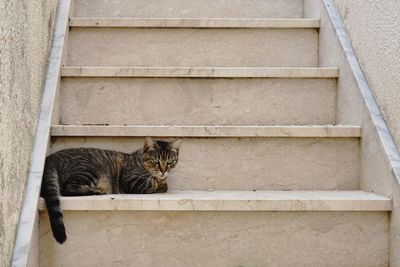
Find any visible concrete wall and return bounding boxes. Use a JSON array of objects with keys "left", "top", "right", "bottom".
[
  {"left": 0, "top": 0, "right": 58, "bottom": 266},
  {"left": 333, "top": 0, "right": 400, "bottom": 146}
]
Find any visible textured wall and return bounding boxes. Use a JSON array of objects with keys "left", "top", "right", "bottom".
[
  {"left": 333, "top": 0, "right": 400, "bottom": 146},
  {"left": 0, "top": 0, "right": 58, "bottom": 266}
]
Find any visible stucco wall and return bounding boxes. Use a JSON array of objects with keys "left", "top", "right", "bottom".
[
  {"left": 333, "top": 0, "right": 400, "bottom": 146},
  {"left": 0, "top": 0, "right": 58, "bottom": 266}
]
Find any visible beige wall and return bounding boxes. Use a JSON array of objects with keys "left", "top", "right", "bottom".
[
  {"left": 333, "top": 0, "right": 400, "bottom": 146},
  {"left": 0, "top": 0, "right": 58, "bottom": 266}
]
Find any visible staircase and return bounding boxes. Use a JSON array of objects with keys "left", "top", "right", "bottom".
[{"left": 37, "top": 1, "right": 391, "bottom": 266}]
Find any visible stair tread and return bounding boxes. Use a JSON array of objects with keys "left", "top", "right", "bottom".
[
  {"left": 38, "top": 190, "right": 391, "bottom": 211},
  {"left": 69, "top": 18, "right": 320, "bottom": 28},
  {"left": 51, "top": 125, "right": 360, "bottom": 137},
  {"left": 61, "top": 67, "right": 338, "bottom": 78}
]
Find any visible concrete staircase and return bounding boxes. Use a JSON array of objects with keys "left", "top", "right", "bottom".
[{"left": 38, "top": 1, "right": 391, "bottom": 266}]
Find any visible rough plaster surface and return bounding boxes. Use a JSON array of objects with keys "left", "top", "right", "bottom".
[
  {"left": 333, "top": 0, "right": 400, "bottom": 146},
  {"left": 0, "top": 0, "right": 57, "bottom": 266}
]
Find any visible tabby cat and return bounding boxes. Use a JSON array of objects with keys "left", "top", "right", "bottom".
[{"left": 41, "top": 137, "right": 181, "bottom": 244}]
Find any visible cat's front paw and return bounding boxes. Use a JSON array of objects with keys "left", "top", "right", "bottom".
[
  {"left": 155, "top": 182, "right": 168, "bottom": 193},
  {"left": 93, "top": 187, "right": 107, "bottom": 195}
]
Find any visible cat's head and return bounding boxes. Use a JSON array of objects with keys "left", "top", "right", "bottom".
[{"left": 141, "top": 137, "right": 182, "bottom": 180}]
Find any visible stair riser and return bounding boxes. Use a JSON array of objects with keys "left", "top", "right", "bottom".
[
  {"left": 50, "top": 137, "right": 359, "bottom": 190},
  {"left": 60, "top": 77, "right": 336, "bottom": 125},
  {"left": 40, "top": 211, "right": 389, "bottom": 267},
  {"left": 72, "top": 0, "right": 304, "bottom": 19},
  {"left": 68, "top": 28, "right": 318, "bottom": 67}
]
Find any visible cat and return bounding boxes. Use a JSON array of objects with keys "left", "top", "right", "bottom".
[{"left": 41, "top": 137, "right": 181, "bottom": 244}]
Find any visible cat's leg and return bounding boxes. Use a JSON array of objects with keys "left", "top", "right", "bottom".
[
  {"left": 61, "top": 183, "right": 106, "bottom": 196},
  {"left": 154, "top": 182, "right": 168, "bottom": 193}
]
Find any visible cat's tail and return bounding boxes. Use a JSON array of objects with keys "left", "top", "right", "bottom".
[{"left": 41, "top": 162, "right": 67, "bottom": 244}]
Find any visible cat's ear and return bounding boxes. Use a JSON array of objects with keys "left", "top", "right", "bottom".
[
  {"left": 143, "top": 137, "right": 155, "bottom": 152},
  {"left": 171, "top": 139, "right": 182, "bottom": 150}
]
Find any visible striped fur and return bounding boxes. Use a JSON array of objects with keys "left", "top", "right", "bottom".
[{"left": 41, "top": 137, "right": 181, "bottom": 244}]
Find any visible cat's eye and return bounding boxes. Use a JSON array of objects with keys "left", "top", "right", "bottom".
[
  {"left": 152, "top": 159, "right": 159, "bottom": 164},
  {"left": 167, "top": 160, "right": 175, "bottom": 165}
]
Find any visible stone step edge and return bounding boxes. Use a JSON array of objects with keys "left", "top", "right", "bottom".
[
  {"left": 61, "top": 67, "right": 339, "bottom": 78},
  {"left": 38, "top": 190, "right": 391, "bottom": 211},
  {"left": 51, "top": 125, "right": 361, "bottom": 138},
  {"left": 69, "top": 18, "right": 320, "bottom": 29}
]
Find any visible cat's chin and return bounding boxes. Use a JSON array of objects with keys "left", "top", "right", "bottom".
[{"left": 154, "top": 175, "right": 168, "bottom": 182}]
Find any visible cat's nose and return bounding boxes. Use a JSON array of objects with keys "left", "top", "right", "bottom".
[{"left": 160, "top": 164, "right": 167, "bottom": 174}]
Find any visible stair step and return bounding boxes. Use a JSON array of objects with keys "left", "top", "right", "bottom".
[
  {"left": 50, "top": 128, "right": 360, "bottom": 191},
  {"left": 51, "top": 125, "right": 361, "bottom": 137},
  {"left": 72, "top": 0, "right": 304, "bottom": 19},
  {"left": 67, "top": 27, "right": 318, "bottom": 67},
  {"left": 38, "top": 190, "right": 391, "bottom": 211},
  {"left": 39, "top": 190, "right": 390, "bottom": 266},
  {"left": 61, "top": 67, "right": 338, "bottom": 78},
  {"left": 60, "top": 67, "right": 338, "bottom": 126},
  {"left": 39, "top": 208, "right": 389, "bottom": 267},
  {"left": 69, "top": 18, "right": 320, "bottom": 28},
  {"left": 60, "top": 77, "right": 336, "bottom": 125}
]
